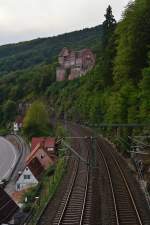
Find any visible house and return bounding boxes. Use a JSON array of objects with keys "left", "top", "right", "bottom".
[
  {"left": 14, "top": 122, "right": 19, "bottom": 132},
  {"left": 16, "top": 137, "right": 57, "bottom": 191},
  {"left": 13, "top": 115, "right": 23, "bottom": 132},
  {"left": 0, "top": 187, "right": 19, "bottom": 223},
  {"left": 56, "top": 47, "right": 95, "bottom": 81},
  {"left": 16, "top": 158, "right": 44, "bottom": 191},
  {"left": 29, "top": 137, "right": 57, "bottom": 169}
]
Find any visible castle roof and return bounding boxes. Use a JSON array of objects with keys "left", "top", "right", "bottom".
[{"left": 59, "top": 48, "right": 94, "bottom": 58}]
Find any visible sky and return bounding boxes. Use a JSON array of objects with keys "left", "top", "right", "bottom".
[{"left": 0, "top": 0, "right": 129, "bottom": 45}]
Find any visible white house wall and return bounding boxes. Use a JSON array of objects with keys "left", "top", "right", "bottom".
[{"left": 16, "top": 167, "right": 38, "bottom": 191}]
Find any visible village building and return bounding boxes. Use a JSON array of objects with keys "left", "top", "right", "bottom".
[
  {"left": 56, "top": 47, "right": 95, "bottom": 81},
  {"left": 16, "top": 158, "right": 44, "bottom": 191},
  {"left": 29, "top": 137, "right": 57, "bottom": 169},
  {"left": 13, "top": 115, "right": 23, "bottom": 133},
  {"left": 31, "top": 137, "right": 56, "bottom": 152},
  {"left": 16, "top": 137, "right": 57, "bottom": 191}
]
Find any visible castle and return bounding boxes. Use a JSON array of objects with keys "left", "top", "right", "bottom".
[{"left": 56, "top": 47, "right": 95, "bottom": 81}]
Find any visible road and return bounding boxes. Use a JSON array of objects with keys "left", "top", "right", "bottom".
[
  {"left": 5, "top": 135, "right": 30, "bottom": 194},
  {"left": 0, "top": 137, "right": 18, "bottom": 180}
]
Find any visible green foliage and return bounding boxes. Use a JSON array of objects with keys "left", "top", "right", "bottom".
[
  {"left": 55, "top": 123, "right": 67, "bottom": 137},
  {"left": 2, "top": 100, "right": 17, "bottom": 123},
  {"left": 0, "top": 0, "right": 150, "bottom": 136},
  {"left": 23, "top": 157, "right": 67, "bottom": 224},
  {"left": 113, "top": 0, "right": 150, "bottom": 85},
  {"left": 0, "top": 26, "right": 102, "bottom": 75},
  {"left": 0, "top": 127, "right": 8, "bottom": 136},
  {"left": 139, "top": 52, "right": 150, "bottom": 122},
  {"left": 23, "top": 100, "right": 51, "bottom": 139},
  {"left": 102, "top": 5, "right": 116, "bottom": 48},
  {"left": 101, "top": 5, "right": 116, "bottom": 87}
]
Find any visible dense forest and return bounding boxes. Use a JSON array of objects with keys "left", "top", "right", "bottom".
[
  {"left": 0, "top": 26, "right": 102, "bottom": 75},
  {"left": 0, "top": 0, "right": 150, "bottom": 137}
]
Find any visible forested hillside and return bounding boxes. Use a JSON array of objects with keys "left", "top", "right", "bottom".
[
  {"left": 0, "top": 26, "right": 102, "bottom": 75},
  {"left": 45, "top": 0, "right": 150, "bottom": 126},
  {"left": 0, "top": 0, "right": 150, "bottom": 136}
]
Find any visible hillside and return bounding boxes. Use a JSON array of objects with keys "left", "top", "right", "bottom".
[
  {"left": 0, "top": 0, "right": 150, "bottom": 140},
  {"left": 0, "top": 25, "right": 102, "bottom": 75}
]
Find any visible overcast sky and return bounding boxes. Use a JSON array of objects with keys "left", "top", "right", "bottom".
[{"left": 0, "top": 0, "right": 129, "bottom": 45}]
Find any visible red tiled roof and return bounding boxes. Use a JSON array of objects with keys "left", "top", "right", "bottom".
[
  {"left": 27, "top": 137, "right": 56, "bottom": 164},
  {"left": 12, "top": 190, "right": 26, "bottom": 203},
  {"left": 26, "top": 143, "right": 41, "bottom": 164},
  {"left": 44, "top": 138, "right": 55, "bottom": 148},
  {"left": 31, "top": 137, "right": 45, "bottom": 151},
  {"left": 28, "top": 158, "right": 44, "bottom": 180},
  {"left": 31, "top": 137, "right": 55, "bottom": 151},
  {"left": 0, "top": 187, "right": 19, "bottom": 223}
]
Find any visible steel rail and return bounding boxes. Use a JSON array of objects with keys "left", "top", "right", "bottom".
[
  {"left": 97, "top": 143, "right": 119, "bottom": 225},
  {"left": 97, "top": 140, "right": 143, "bottom": 225},
  {"left": 57, "top": 160, "right": 80, "bottom": 224},
  {"left": 56, "top": 154, "right": 90, "bottom": 225},
  {"left": 79, "top": 158, "right": 90, "bottom": 225},
  {"left": 109, "top": 147, "right": 143, "bottom": 225}
]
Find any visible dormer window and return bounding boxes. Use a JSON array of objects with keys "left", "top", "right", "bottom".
[
  {"left": 41, "top": 154, "right": 45, "bottom": 159},
  {"left": 47, "top": 147, "right": 54, "bottom": 152}
]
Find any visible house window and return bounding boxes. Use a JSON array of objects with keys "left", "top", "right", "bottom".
[
  {"left": 41, "top": 154, "right": 45, "bottom": 159},
  {"left": 24, "top": 175, "right": 30, "bottom": 179},
  {"left": 47, "top": 147, "right": 54, "bottom": 152},
  {"left": 17, "top": 184, "right": 20, "bottom": 190}
]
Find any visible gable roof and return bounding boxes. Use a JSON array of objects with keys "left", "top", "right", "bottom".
[
  {"left": 27, "top": 158, "right": 44, "bottom": 180},
  {"left": 0, "top": 187, "right": 19, "bottom": 223},
  {"left": 31, "top": 137, "right": 44, "bottom": 151},
  {"left": 26, "top": 143, "right": 41, "bottom": 164},
  {"left": 31, "top": 137, "right": 56, "bottom": 151},
  {"left": 44, "top": 137, "right": 56, "bottom": 148}
]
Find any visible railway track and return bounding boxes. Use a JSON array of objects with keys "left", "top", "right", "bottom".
[
  {"left": 35, "top": 124, "right": 150, "bottom": 225},
  {"left": 97, "top": 138, "right": 150, "bottom": 225},
  {"left": 37, "top": 125, "right": 92, "bottom": 225},
  {"left": 52, "top": 140, "right": 90, "bottom": 225}
]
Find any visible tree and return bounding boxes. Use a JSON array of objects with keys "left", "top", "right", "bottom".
[
  {"left": 102, "top": 5, "right": 116, "bottom": 48},
  {"left": 113, "top": 0, "right": 150, "bottom": 86},
  {"left": 2, "top": 100, "right": 17, "bottom": 123},
  {"left": 139, "top": 52, "right": 150, "bottom": 122},
  {"left": 23, "top": 100, "right": 52, "bottom": 139},
  {"left": 101, "top": 5, "right": 116, "bottom": 87}
]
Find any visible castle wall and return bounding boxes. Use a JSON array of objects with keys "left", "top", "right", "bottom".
[
  {"left": 56, "top": 68, "right": 66, "bottom": 81},
  {"left": 68, "top": 67, "right": 81, "bottom": 80},
  {"left": 56, "top": 48, "right": 95, "bottom": 81}
]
